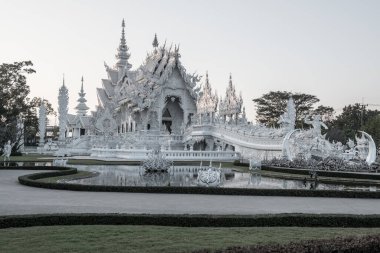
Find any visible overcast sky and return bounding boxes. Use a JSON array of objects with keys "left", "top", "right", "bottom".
[{"left": 1, "top": 0, "right": 379, "bottom": 123}]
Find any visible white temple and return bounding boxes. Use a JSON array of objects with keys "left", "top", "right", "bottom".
[{"left": 52, "top": 20, "right": 376, "bottom": 164}]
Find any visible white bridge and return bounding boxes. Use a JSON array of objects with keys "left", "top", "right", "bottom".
[
  {"left": 87, "top": 122, "right": 285, "bottom": 161},
  {"left": 183, "top": 123, "right": 284, "bottom": 160}
]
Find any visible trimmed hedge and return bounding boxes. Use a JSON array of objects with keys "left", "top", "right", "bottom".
[
  {"left": 0, "top": 165, "right": 60, "bottom": 170},
  {"left": 233, "top": 160, "right": 380, "bottom": 180},
  {"left": 13, "top": 166, "right": 380, "bottom": 198},
  {"left": 193, "top": 234, "right": 380, "bottom": 253},
  {"left": 2, "top": 213, "right": 380, "bottom": 229},
  {"left": 262, "top": 166, "right": 380, "bottom": 180}
]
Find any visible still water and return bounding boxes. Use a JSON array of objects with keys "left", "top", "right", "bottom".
[{"left": 66, "top": 165, "right": 377, "bottom": 191}]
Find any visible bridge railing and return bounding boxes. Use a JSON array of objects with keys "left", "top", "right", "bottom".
[
  {"left": 187, "top": 124, "right": 283, "bottom": 146},
  {"left": 90, "top": 148, "right": 239, "bottom": 161}
]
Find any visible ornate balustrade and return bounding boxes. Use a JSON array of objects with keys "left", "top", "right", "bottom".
[
  {"left": 184, "top": 123, "right": 283, "bottom": 150},
  {"left": 90, "top": 148, "right": 239, "bottom": 161}
]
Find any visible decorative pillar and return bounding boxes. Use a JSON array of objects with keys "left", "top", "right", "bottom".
[
  {"left": 38, "top": 100, "right": 46, "bottom": 146},
  {"left": 16, "top": 116, "right": 24, "bottom": 152},
  {"left": 58, "top": 78, "right": 69, "bottom": 142}
]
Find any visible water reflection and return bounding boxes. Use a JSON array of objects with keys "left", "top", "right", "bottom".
[
  {"left": 67, "top": 165, "right": 230, "bottom": 187},
  {"left": 0, "top": 161, "right": 52, "bottom": 167},
  {"left": 66, "top": 165, "right": 378, "bottom": 191}
]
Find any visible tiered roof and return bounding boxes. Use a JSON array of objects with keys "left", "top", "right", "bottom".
[
  {"left": 97, "top": 22, "right": 201, "bottom": 113},
  {"left": 197, "top": 72, "right": 218, "bottom": 114},
  {"left": 219, "top": 74, "right": 243, "bottom": 116},
  {"left": 75, "top": 76, "right": 89, "bottom": 116}
]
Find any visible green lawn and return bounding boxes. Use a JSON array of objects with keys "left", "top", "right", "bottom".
[
  {"left": 8, "top": 154, "right": 54, "bottom": 162},
  {"left": 1, "top": 225, "right": 380, "bottom": 253},
  {"left": 36, "top": 170, "right": 96, "bottom": 183}
]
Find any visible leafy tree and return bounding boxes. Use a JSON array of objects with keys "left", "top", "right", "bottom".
[
  {"left": 0, "top": 61, "right": 35, "bottom": 151},
  {"left": 362, "top": 115, "right": 380, "bottom": 148},
  {"left": 328, "top": 103, "right": 379, "bottom": 144},
  {"left": 252, "top": 91, "right": 326, "bottom": 128},
  {"left": 332, "top": 104, "right": 378, "bottom": 142},
  {"left": 24, "top": 97, "right": 56, "bottom": 145},
  {"left": 0, "top": 61, "right": 56, "bottom": 150},
  {"left": 313, "top": 105, "right": 335, "bottom": 125},
  {"left": 325, "top": 127, "right": 346, "bottom": 144}
]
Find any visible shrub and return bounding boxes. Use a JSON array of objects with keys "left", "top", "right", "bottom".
[
  {"left": 192, "top": 234, "right": 380, "bottom": 253},
  {"left": 1, "top": 214, "right": 380, "bottom": 229}
]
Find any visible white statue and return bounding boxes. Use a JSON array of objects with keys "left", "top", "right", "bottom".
[
  {"left": 278, "top": 96, "right": 296, "bottom": 132},
  {"left": 304, "top": 115, "right": 328, "bottom": 137},
  {"left": 2, "top": 140, "right": 15, "bottom": 162}
]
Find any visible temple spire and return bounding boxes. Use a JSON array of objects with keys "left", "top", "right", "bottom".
[
  {"left": 75, "top": 76, "right": 89, "bottom": 116},
  {"left": 80, "top": 76, "right": 84, "bottom": 93},
  {"left": 116, "top": 19, "right": 131, "bottom": 70},
  {"left": 205, "top": 71, "right": 211, "bottom": 90},
  {"left": 152, "top": 33, "right": 159, "bottom": 51}
]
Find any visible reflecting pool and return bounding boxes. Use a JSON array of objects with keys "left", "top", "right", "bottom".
[
  {"left": 66, "top": 165, "right": 378, "bottom": 191},
  {"left": 0, "top": 161, "right": 52, "bottom": 167}
]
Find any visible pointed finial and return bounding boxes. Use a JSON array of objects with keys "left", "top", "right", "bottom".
[
  {"left": 152, "top": 33, "right": 159, "bottom": 48},
  {"left": 120, "top": 19, "right": 126, "bottom": 45},
  {"left": 80, "top": 76, "right": 84, "bottom": 94},
  {"left": 116, "top": 18, "right": 131, "bottom": 69},
  {"left": 62, "top": 73, "right": 65, "bottom": 87}
]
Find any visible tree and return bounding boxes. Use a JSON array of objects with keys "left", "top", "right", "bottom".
[
  {"left": 363, "top": 115, "right": 380, "bottom": 148},
  {"left": 325, "top": 127, "right": 346, "bottom": 144},
  {"left": 0, "top": 61, "right": 35, "bottom": 151},
  {"left": 24, "top": 97, "right": 56, "bottom": 145},
  {"left": 329, "top": 103, "right": 379, "bottom": 144},
  {"left": 252, "top": 91, "right": 324, "bottom": 128},
  {"left": 313, "top": 105, "right": 335, "bottom": 124}
]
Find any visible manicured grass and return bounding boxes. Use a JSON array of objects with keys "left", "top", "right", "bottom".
[
  {"left": 0, "top": 225, "right": 380, "bottom": 253},
  {"left": 8, "top": 154, "right": 54, "bottom": 162},
  {"left": 36, "top": 170, "right": 95, "bottom": 183},
  {"left": 258, "top": 169, "right": 380, "bottom": 186}
]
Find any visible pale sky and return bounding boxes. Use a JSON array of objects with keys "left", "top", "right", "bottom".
[{"left": 1, "top": 0, "right": 379, "bottom": 123}]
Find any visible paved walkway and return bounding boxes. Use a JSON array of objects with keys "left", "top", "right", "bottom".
[{"left": 1, "top": 170, "right": 380, "bottom": 216}]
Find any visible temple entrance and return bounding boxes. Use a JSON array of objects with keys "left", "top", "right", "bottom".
[
  {"left": 162, "top": 108, "right": 172, "bottom": 133},
  {"left": 161, "top": 96, "right": 183, "bottom": 134}
]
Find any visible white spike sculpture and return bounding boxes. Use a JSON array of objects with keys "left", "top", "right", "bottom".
[
  {"left": 38, "top": 100, "right": 46, "bottom": 146},
  {"left": 58, "top": 79, "right": 69, "bottom": 141}
]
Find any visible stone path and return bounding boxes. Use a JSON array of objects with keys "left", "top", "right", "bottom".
[{"left": 1, "top": 170, "right": 380, "bottom": 216}]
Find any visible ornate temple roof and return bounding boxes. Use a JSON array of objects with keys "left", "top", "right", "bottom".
[
  {"left": 97, "top": 22, "right": 201, "bottom": 113},
  {"left": 219, "top": 74, "right": 243, "bottom": 116},
  {"left": 197, "top": 72, "right": 218, "bottom": 114}
]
